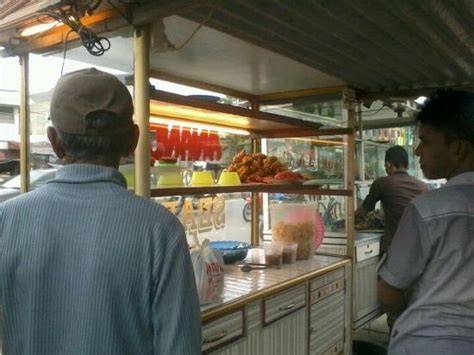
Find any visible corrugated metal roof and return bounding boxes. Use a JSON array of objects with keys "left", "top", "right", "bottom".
[
  {"left": 178, "top": 0, "right": 474, "bottom": 95},
  {"left": 1, "top": 0, "right": 473, "bottom": 97}
]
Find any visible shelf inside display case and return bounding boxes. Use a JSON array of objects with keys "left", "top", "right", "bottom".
[
  {"left": 150, "top": 184, "right": 352, "bottom": 197},
  {"left": 150, "top": 90, "right": 330, "bottom": 136}
]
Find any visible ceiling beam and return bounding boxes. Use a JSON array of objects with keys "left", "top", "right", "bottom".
[
  {"left": 0, "top": 0, "right": 60, "bottom": 32},
  {"left": 149, "top": 69, "right": 255, "bottom": 101},
  {"left": 256, "top": 86, "right": 346, "bottom": 104},
  {"left": 358, "top": 83, "right": 474, "bottom": 101},
  {"left": 2, "top": 9, "right": 124, "bottom": 57},
  {"left": 132, "top": 0, "right": 210, "bottom": 26},
  {"left": 357, "top": 116, "right": 415, "bottom": 130}
]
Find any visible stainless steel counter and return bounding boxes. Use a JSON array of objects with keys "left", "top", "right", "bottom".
[
  {"left": 201, "top": 248, "right": 349, "bottom": 321},
  {"left": 355, "top": 230, "right": 384, "bottom": 243},
  {"left": 353, "top": 231, "right": 384, "bottom": 329}
]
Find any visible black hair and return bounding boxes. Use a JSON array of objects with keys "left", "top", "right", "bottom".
[
  {"left": 385, "top": 145, "right": 408, "bottom": 168},
  {"left": 416, "top": 90, "right": 474, "bottom": 145},
  {"left": 58, "top": 111, "right": 133, "bottom": 163}
]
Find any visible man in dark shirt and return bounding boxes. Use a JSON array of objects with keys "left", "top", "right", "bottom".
[{"left": 355, "top": 145, "right": 428, "bottom": 253}]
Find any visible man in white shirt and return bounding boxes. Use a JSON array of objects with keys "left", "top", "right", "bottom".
[{"left": 378, "top": 90, "right": 474, "bottom": 355}]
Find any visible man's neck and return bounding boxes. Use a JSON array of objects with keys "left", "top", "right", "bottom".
[
  {"left": 389, "top": 168, "right": 408, "bottom": 176},
  {"left": 446, "top": 163, "right": 474, "bottom": 180},
  {"left": 64, "top": 157, "right": 119, "bottom": 169}
]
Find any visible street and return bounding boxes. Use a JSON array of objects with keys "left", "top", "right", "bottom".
[{"left": 191, "top": 197, "right": 252, "bottom": 244}]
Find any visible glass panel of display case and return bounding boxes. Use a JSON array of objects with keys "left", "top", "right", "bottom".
[
  {"left": 153, "top": 192, "right": 251, "bottom": 246},
  {"left": 357, "top": 126, "right": 423, "bottom": 181},
  {"left": 149, "top": 78, "right": 251, "bottom": 109},
  {"left": 359, "top": 126, "right": 446, "bottom": 189},
  {"left": 150, "top": 126, "right": 251, "bottom": 188},
  {"left": 360, "top": 126, "right": 419, "bottom": 179},
  {"left": 261, "top": 194, "right": 347, "bottom": 249},
  {"left": 264, "top": 135, "right": 346, "bottom": 189},
  {"left": 260, "top": 98, "right": 346, "bottom": 129},
  {"left": 362, "top": 143, "right": 387, "bottom": 180},
  {"left": 364, "top": 142, "right": 418, "bottom": 179},
  {"left": 362, "top": 126, "right": 415, "bottom": 147}
]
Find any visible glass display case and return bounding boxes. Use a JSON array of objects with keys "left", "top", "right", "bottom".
[
  {"left": 148, "top": 90, "right": 356, "bottom": 258},
  {"left": 357, "top": 126, "right": 418, "bottom": 181},
  {"left": 261, "top": 99, "right": 346, "bottom": 129}
]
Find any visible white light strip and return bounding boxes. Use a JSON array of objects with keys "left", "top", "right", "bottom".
[
  {"left": 289, "top": 137, "right": 346, "bottom": 145},
  {"left": 150, "top": 116, "right": 250, "bottom": 136},
  {"left": 20, "top": 21, "right": 61, "bottom": 37},
  {"left": 415, "top": 96, "right": 427, "bottom": 105}
]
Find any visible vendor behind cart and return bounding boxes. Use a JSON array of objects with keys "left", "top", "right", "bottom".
[{"left": 355, "top": 145, "right": 427, "bottom": 253}]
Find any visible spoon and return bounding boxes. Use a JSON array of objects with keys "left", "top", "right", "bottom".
[
  {"left": 235, "top": 260, "right": 269, "bottom": 267},
  {"left": 237, "top": 261, "right": 279, "bottom": 272},
  {"left": 240, "top": 263, "right": 270, "bottom": 272}
]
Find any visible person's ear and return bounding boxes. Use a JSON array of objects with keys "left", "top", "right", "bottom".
[
  {"left": 47, "top": 126, "right": 66, "bottom": 159},
  {"left": 453, "top": 140, "right": 473, "bottom": 161},
  {"left": 123, "top": 124, "right": 139, "bottom": 157}
]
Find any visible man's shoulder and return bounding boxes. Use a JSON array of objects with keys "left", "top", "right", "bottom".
[
  {"left": 405, "top": 175, "right": 428, "bottom": 188},
  {"left": 372, "top": 175, "right": 398, "bottom": 189},
  {"left": 0, "top": 187, "right": 46, "bottom": 210},
  {"left": 389, "top": 172, "right": 425, "bottom": 184},
  {"left": 382, "top": 173, "right": 427, "bottom": 192},
  {"left": 410, "top": 185, "right": 468, "bottom": 219},
  {"left": 372, "top": 175, "right": 390, "bottom": 186},
  {"left": 118, "top": 190, "right": 177, "bottom": 220}
]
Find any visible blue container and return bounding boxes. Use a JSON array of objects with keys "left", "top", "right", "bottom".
[{"left": 209, "top": 241, "right": 250, "bottom": 264}]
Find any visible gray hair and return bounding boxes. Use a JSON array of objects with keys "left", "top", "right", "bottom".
[{"left": 57, "top": 111, "right": 133, "bottom": 163}]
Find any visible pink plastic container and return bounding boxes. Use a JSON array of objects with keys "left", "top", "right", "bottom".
[{"left": 270, "top": 203, "right": 316, "bottom": 260}]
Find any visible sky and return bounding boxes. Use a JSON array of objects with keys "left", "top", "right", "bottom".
[
  {"left": 0, "top": 53, "right": 224, "bottom": 96},
  {"left": 1, "top": 54, "right": 126, "bottom": 94},
  {"left": 0, "top": 52, "right": 224, "bottom": 143}
]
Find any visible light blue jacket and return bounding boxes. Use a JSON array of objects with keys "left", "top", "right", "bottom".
[{"left": 0, "top": 164, "right": 201, "bottom": 354}]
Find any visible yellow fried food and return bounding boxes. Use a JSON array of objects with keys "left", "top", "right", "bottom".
[
  {"left": 242, "top": 156, "right": 253, "bottom": 165},
  {"left": 237, "top": 165, "right": 250, "bottom": 176},
  {"left": 232, "top": 150, "right": 246, "bottom": 163},
  {"left": 227, "top": 150, "right": 287, "bottom": 183}
]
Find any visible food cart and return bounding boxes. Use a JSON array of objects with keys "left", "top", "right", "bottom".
[{"left": 1, "top": 1, "right": 473, "bottom": 354}]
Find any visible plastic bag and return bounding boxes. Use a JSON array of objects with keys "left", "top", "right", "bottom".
[{"left": 190, "top": 239, "right": 225, "bottom": 305}]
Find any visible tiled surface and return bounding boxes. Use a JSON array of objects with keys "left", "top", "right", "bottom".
[
  {"left": 353, "top": 314, "right": 390, "bottom": 351},
  {"left": 201, "top": 250, "right": 347, "bottom": 313}
]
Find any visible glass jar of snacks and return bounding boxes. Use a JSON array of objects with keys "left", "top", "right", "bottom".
[{"left": 270, "top": 203, "right": 316, "bottom": 260}]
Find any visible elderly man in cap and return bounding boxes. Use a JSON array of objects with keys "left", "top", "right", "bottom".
[{"left": 0, "top": 68, "right": 201, "bottom": 354}]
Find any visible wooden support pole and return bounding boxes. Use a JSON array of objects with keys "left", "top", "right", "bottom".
[
  {"left": 19, "top": 54, "right": 30, "bottom": 193},
  {"left": 357, "top": 103, "right": 365, "bottom": 181},
  {"left": 342, "top": 89, "right": 356, "bottom": 258},
  {"left": 133, "top": 24, "right": 151, "bottom": 198},
  {"left": 250, "top": 99, "right": 261, "bottom": 247}
]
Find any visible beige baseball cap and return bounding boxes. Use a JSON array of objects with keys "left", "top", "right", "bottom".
[{"left": 50, "top": 68, "right": 133, "bottom": 135}]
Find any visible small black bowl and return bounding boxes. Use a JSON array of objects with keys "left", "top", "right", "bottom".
[
  {"left": 352, "top": 340, "right": 387, "bottom": 355},
  {"left": 209, "top": 241, "right": 250, "bottom": 264}
]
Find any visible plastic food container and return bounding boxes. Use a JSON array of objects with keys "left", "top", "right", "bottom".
[
  {"left": 190, "top": 171, "right": 215, "bottom": 186},
  {"left": 279, "top": 242, "right": 298, "bottom": 264},
  {"left": 264, "top": 242, "right": 283, "bottom": 266},
  {"left": 155, "top": 163, "right": 184, "bottom": 187},
  {"left": 270, "top": 203, "right": 316, "bottom": 260},
  {"left": 218, "top": 171, "right": 241, "bottom": 186},
  {"left": 118, "top": 164, "right": 135, "bottom": 188},
  {"left": 157, "top": 171, "right": 184, "bottom": 186}
]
